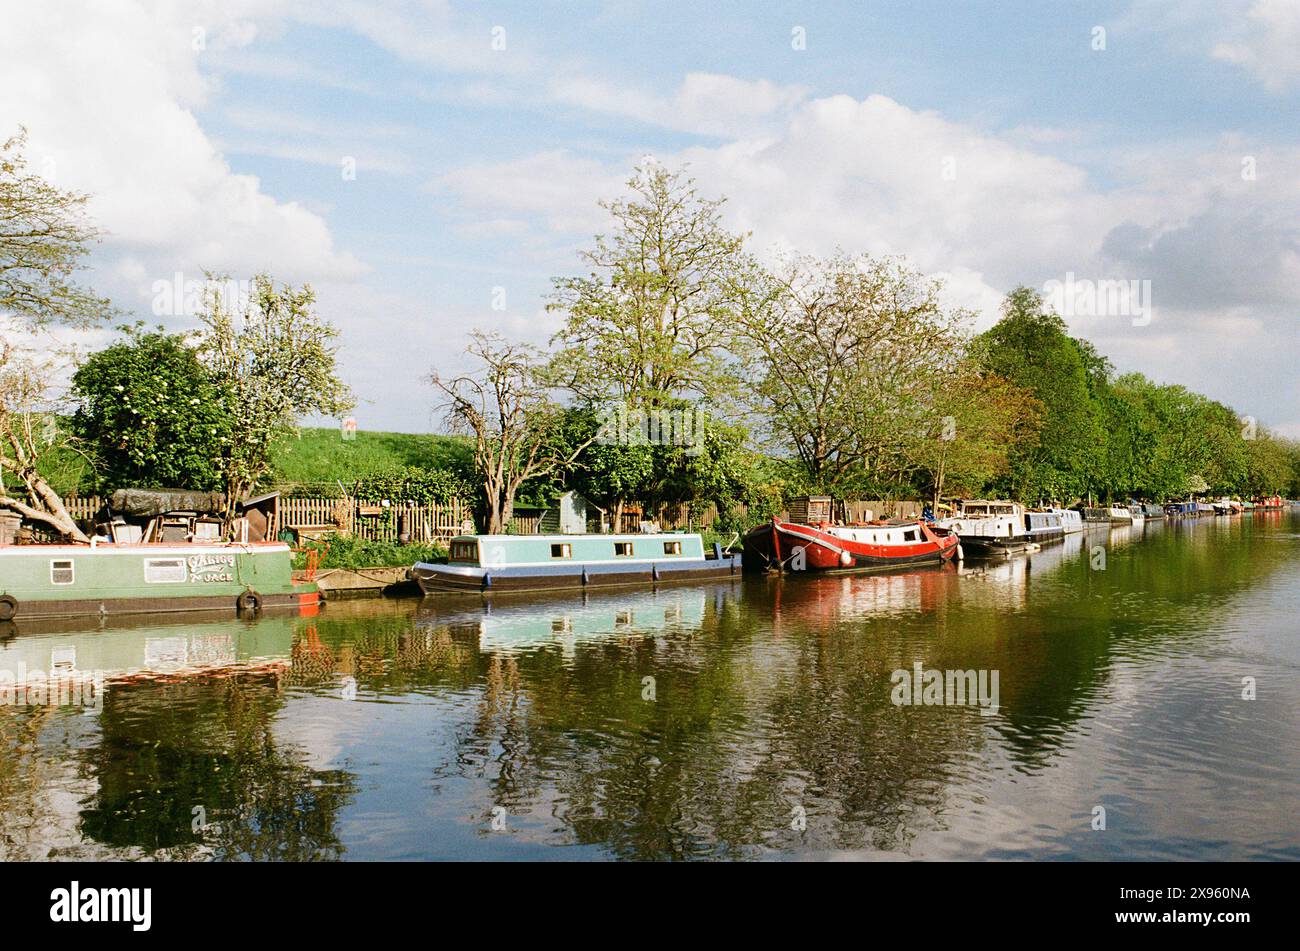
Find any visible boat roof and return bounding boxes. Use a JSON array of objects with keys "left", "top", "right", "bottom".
[{"left": 451, "top": 532, "right": 700, "bottom": 542}]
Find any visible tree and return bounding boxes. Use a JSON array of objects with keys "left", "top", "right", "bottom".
[
  {"left": 0, "top": 128, "right": 108, "bottom": 538},
  {"left": 917, "top": 366, "right": 1042, "bottom": 504},
  {"left": 734, "top": 252, "right": 971, "bottom": 495},
  {"left": 0, "top": 345, "right": 88, "bottom": 540},
  {"left": 973, "top": 288, "right": 1107, "bottom": 502},
  {"left": 433, "top": 332, "right": 592, "bottom": 534},
  {"left": 197, "top": 274, "right": 353, "bottom": 513},
  {"left": 70, "top": 326, "right": 232, "bottom": 491},
  {"left": 0, "top": 128, "right": 109, "bottom": 329},
  {"left": 548, "top": 162, "right": 752, "bottom": 408}
]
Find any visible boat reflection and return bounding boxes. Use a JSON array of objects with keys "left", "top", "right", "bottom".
[
  {"left": 0, "top": 611, "right": 295, "bottom": 696},
  {"left": 413, "top": 582, "right": 729, "bottom": 659}
]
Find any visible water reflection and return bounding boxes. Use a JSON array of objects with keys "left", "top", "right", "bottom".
[{"left": 1, "top": 514, "right": 1297, "bottom": 860}]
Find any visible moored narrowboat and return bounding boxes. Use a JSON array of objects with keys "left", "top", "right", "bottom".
[
  {"left": 412, "top": 533, "right": 740, "bottom": 595},
  {"left": 1024, "top": 510, "right": 1067, "bottom": 544},
  {"left": 744, "top": 518, "right": 959, "bottom": 572},
  {"left": 0, "top": 542, "right": 318, "bottom": 621},
  {"left": 937, "top": 500, "right": 1036, "bottom": 556},
  {"left": 1049, "top": 507, "right": 1084, "bottom": 534},
  {"left": 1108, "top": 504, "right": 1133, "bottom": 523}
]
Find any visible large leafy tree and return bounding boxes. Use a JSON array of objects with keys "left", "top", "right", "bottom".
[
  {"left": 0, "top": 128, "right": 108, "bottom": 329},
  {"left": 973, "top": 287, "right": 1107, "bottom": 502},
  {"left": 71, "top": 326, "right": 232, "bottom": 491},
  {"left": 197, "top": 274, "right": 354, "bottom": 513},
  {"left": 548, "top": 162, "right": 752, "bottom": 409},
  {"left": 734, "top": 252, "right": 973, "bottom": 495}
]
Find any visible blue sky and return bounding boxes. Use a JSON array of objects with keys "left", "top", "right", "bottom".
[{"left": 3, "top": 0, "right": 1298, "bottom": 435}]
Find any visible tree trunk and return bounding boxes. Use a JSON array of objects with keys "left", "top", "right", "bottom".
[
  {"left": 0, "top": 491, "right": 88, "bottom": 543},
  {"left": 0, "top": 459, "right": 90, "bottom": 543}
]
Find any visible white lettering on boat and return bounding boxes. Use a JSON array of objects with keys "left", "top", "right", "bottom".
[{"left": 187, "top": 552, "right": 236, "bottom": 583}]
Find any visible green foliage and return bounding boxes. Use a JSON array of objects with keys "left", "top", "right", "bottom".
[
  {"left": 199, "top": 273, "right": 355, "bottom": 507},
  {"left": 293, "top": 535, "right": 445, "bottom": 570},
  {"left": 70, "top": 326, "right": 231, "bottom": 491},
  {"left": 548, "top": 405, "right": 759, "bottom": 519},
  {"left": 269, "top": 428, "right": 473, "bottom": 491},
  {"left": 547, "top": 163, "right": 750, "bottom": 407},
  {"left": 351, "top": 465, "right": 474, "bottom": 504},
  {"left": 973, "top": 288, "right": 1107, "bottom": 501}
]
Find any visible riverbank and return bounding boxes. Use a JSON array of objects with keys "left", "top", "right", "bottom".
[{"left": 297, "top": 566, "right": 419, "bottom": 599}]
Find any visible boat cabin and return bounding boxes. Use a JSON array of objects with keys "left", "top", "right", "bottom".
[
  {"left": 788, "top": 496, "right": 834, "bottom": 525},
  {"left": 447, "top": 533, "right": 709, "bottom": 567}
]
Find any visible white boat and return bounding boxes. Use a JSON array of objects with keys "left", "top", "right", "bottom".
[
  {"left": 1049, "top": 507, "right": 1084, "bottom": 534},
  {"left": 1127, "top": 503, "right": 1145, "bottom": 527},
  {"left": 1024, "top": 510, "right": 1066, "bottom": 543},
  {"left": 1108, "top": 504, "right": 1133, "bottom": 523},
  {"left": 937, "top": 500, "right": 1035, "bottom": 556}
]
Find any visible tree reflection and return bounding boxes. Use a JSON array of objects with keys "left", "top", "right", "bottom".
[{"left": 78, "top": 671, "right": 357, "bottom": 860}]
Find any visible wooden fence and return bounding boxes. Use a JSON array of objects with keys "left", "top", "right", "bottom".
[
  {"left": 275, "top": 497, "right": 474, "bottom": 543},
  {"left": 57, "top": 495, "right": 476, "bottom": 545}
]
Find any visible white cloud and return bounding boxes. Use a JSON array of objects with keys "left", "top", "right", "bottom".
[
  {"left": 1122, "top": 0, "right": 1300, "bottom": 91},
  {"left": 0, "top": 0, "right": 365, "bottom": 320},
  {"left": 550, "top": 72, "right": 809, "bottom": 138},
  {"left": 1210, "top": 0, "right": 1300, "bottom": 90},
  {"left": 435, "top": 149, "right": 629, "bottom": 237},
  {"left": 439, "top": 88, "right": 1300, "bottom": 433}
]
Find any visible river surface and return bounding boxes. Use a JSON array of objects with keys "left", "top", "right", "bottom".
[{"left": 2, "top": 512, "right": 1297, "bottom": 860}]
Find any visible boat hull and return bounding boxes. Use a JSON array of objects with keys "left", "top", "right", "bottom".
[
  {"left": 0, "top": 543, "right": 318, "bottom": 621},
  {"left": 959, "top": 537, "right": 1036, "bottom": 556},
  {"left": 743, "top": 520, "right": 959, "bottom": 573},
  {"left": 411, "top": 556, "right": 740, "bottom": 595}
]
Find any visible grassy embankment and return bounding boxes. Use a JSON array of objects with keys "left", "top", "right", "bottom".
[
  {"left": 269, "top": 427, "right": 472, "bottom": 490},
  {"left": 275, "top": 428, "right": 467, "bottom": 568}
]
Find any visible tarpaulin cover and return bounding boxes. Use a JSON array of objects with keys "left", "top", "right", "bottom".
[{"left": 108, "top": 489, "right": 227, "bottom": 518}]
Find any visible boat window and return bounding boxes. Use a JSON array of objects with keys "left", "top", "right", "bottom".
[
  {"left": 144, "top": 558, "right": 187, "bottom": 583},
  {"left": 663, "top": 541, "right": 682, "bottom": 555},
  {"left": 551, "top": 543, "right": 572, "bottom": 558},
  {"left": 50, "top": 559, "right": 74, "bottom": 585},
  {"left": 904, "top": 530, "right": 917, "bottom": 541},
  {"left": 614, "top": 542, "right": 634, "bottom": 557},
  {"left": 450, "top": 542, "right": 478, "bottom": 562}
]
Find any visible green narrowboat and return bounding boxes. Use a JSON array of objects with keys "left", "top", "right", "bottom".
[
  {"left": 0, "top": 542, "right": 320, "bottom": 621},
  {"left": 411, "top": 532, "right": 741, "bottom": 595}
]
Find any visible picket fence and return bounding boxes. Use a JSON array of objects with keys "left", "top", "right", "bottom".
[{"left": 59, "top": 495, "right": 475, "bottom": 544}]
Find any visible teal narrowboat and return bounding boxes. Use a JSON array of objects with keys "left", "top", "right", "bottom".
[
  {"left": 411, "top": 533, "right": 741, "bottom": 595},
  {"left": 0, "top": 542, "right": 320, "bottom": 621}
]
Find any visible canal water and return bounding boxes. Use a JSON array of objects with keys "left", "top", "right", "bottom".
[{"left": 2, "top": 513, "right": 1297, "bottom": 860}]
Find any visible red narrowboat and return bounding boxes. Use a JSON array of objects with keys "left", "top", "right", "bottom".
[{"left": 744, "top": 517, "right": 960, "bottom": 574}]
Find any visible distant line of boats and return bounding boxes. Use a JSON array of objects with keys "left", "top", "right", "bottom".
[{"left": 0, "top": 492, "right": 1292, "bottom": 622}]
